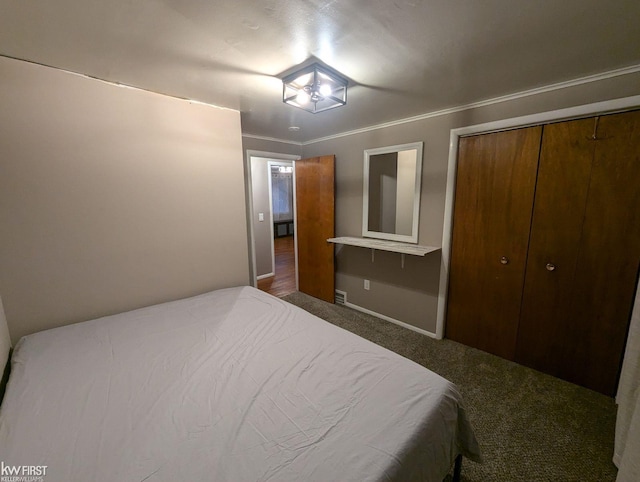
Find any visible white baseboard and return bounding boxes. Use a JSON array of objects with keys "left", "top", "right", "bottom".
[
  {"left": 256, "top": 272, "right": 274, "bottom": 280},
  {"left": 343, "top": 301, "right": 438, "bottom": 339}
]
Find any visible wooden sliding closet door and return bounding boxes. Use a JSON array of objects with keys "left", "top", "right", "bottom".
[
  {"left": 516, "top": 111, "right": 640, "bottom": 395},
  {"left": 446, "top": 127, "right": 542, "bottom": 360}
]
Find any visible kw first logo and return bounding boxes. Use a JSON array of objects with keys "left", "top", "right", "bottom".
[{"left": 1, "top": 462, "right": 48, "bottom": 482}]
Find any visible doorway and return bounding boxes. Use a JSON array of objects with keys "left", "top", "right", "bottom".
[
  {"left": 259, "top": 161, "right": 296, "bottom": 297},
  {"left": 246, "top": 151, "right": 300, "bottom": 297},
  {"left": 246, "top": 150, "right": 336, "bottom": 302}
]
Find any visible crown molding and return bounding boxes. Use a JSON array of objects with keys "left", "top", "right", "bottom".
[
  {"left": 244, "top": 63, "right": 640, "bottom": 146},
  {"left": 241, "top": 133, "right": 303, "bottom": 146},
  {"left": 8, "top": 53, "right": 635, "bottom": 146}
]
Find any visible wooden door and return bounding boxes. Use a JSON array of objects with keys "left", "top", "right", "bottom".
[
  {"left": 515, "top": 118, "right": 596, "bottom": 385},
  {"left": 295, "top": 155, "right": 335, "bottom": 303},
  {"left": 446, "top": 127, "right": 542, "bottom": 360},
  {"left": 516, "top": 111, "right": 640, "bottom": 395}
]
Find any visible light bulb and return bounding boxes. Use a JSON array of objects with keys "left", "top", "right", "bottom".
[
  {"left": 319, "top": 84, "right": 332, "bottom": 97},
  {"left": 296, "top": 91, "right": 310, "bottom": 105}
]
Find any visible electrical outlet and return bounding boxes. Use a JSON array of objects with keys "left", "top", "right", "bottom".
[
  {"left": 258, "top": 212, "right": 264, "bottom": 222},
  {"left": 364, "top": 279, "right": 370, "bottom": 290}
]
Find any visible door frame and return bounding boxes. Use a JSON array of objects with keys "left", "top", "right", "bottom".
[
  {"left": 245, "top": 150, "right": 301, "bottom": 287},
  {"left": 437, "top": 94, "right": 640, "bottom": 339}
]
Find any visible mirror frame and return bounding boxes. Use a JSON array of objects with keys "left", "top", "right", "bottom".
[{"left": 362, "top": 141, "right": 423, "bottom": 244}]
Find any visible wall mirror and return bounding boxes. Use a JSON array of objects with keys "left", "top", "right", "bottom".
[{"left": 363, "top": 142, "right": 423, "bottom": 244}]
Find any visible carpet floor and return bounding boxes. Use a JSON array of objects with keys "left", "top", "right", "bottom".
[{"left": 282, "top": 291, "right": 619, "bottom": 482}]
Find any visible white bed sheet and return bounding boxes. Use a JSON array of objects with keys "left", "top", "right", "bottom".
[{"left": 0, "top": 286, "right": 480, "bottom": 481}]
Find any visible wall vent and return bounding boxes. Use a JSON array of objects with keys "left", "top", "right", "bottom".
[{"left": 335, "top": 290, "right": 347, "bottom": 305}]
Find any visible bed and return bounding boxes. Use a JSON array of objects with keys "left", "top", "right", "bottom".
[{"left": 0, "top": 286, "right": 480, "bottom": 481}]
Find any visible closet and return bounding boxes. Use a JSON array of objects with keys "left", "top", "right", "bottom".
[{"left": 446, "top": 110, "right": 640, "bottom": 396}]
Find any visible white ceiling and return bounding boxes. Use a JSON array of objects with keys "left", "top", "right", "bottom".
[{"left": 1, "top": 0, "right": 639, "bottom": 143}]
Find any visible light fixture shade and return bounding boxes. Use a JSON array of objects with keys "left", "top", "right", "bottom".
[{"left": 282, "top": 63, "right": 348, "bottom": 113}]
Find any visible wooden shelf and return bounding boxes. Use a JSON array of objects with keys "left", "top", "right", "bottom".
[{"left": 327, "top": 236, "right": 440, "bottom": 256}]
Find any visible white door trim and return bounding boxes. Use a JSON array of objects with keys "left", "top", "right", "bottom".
[
  {"left": 245, "top": 150, "right": 301, "bottom": 287},
  {"left": 436, "top": 95, "right": 640, "bottom": 339}
]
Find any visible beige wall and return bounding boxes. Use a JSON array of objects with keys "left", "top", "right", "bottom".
[
  {"left": 303, "top": 71, "right": 640, "bottom": 334},
  {"left": 0, "top": 57, "right": 250, "bottom": 344}
]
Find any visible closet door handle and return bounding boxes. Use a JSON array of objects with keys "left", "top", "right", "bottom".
[
  {"left": 500, "top": 256, "right": 509, "bottom": 265},
  {"left": 546, "top": 263, "right": 556, "bottom": 272}
]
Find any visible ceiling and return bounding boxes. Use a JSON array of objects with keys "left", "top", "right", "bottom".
[{"left": 1, "top": 0, "right": 639, "bottom": 143}]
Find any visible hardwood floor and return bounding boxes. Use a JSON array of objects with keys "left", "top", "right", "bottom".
[{"left": 257, "top": 235, "right": 296, "bottom": 297}]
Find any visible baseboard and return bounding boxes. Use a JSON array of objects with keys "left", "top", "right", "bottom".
[
  {"left": 256, "top": 272, "right": 275, "bottom": 280},
  {"left": 343, "top": 301, "right": 438, "bottom": 339}
]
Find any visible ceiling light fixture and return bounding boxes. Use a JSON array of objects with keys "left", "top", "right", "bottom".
[{"left": 282, "top": 62, "right": 348, "bottom": 114}]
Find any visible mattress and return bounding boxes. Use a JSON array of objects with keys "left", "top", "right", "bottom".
[{"left": 0, "top": 286, "right": 480, "bottom": 481}]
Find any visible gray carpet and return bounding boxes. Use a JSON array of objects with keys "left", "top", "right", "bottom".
[{"left": 282, "top": 291, "right": 619, "bottom": 482}]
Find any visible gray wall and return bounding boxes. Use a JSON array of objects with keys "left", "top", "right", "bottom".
[
  {"left": 0, "top": 57, "right": 250, "bottom": 343},
  {"left": 302, "top": 71, "right": 640, "bottom": 334},
  {"left": 250, "top": 157, "right": 273, "bottom": 278}
]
